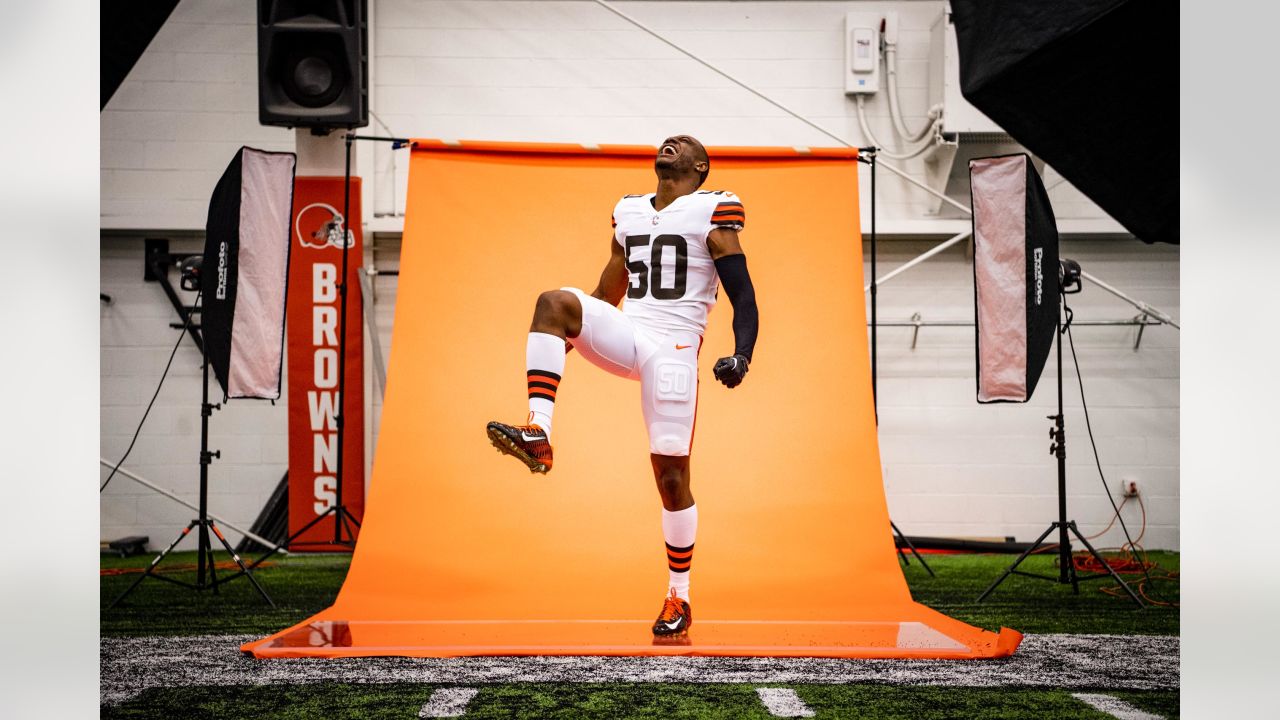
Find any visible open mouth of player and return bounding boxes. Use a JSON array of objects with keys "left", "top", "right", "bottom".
[{"left": 659, "top": 143, "right": 679, "bottom": 158}]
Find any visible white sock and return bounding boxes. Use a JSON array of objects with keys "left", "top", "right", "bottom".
[
  {"left": 526, "top": 332, "right": 565, "bottom": 440},
  {"left": 662, "top": 504, "right": 697, "bottom": 602}
]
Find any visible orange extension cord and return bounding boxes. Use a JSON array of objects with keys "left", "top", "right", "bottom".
[
  {"left": 101, "top": 560, "right": 275, "bottom": 576},
  {"left": 1023, "top": 494, "right": 1179, "bottom": 607},
  {"left": 1069, "top": 494, "right": 1179, "bottom": 607}
]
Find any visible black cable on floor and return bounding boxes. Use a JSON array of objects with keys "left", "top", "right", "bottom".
[
  {"left": 1065, "top": 319, "right": 1168, "bottom": 605},
  {"left": 101, "top": 290, "right": 201, "bottom": 492}
]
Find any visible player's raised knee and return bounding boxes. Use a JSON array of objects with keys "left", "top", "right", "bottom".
[{"left": 534, "top": 289, "right": 576, "bottom": 318}]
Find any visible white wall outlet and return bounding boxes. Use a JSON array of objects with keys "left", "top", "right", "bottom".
[
  {"left": 845, "top": 13, "right": 882, "bottom": 95},
  {"left": 1121, "top": 478, "right": 1140, "bottom": 498}
]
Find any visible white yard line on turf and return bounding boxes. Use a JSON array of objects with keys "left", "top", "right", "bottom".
[
  {"left": 418, "top": 688, "right": 478, "bottom": 718},
  {"left": 1071, "top": 693, "right": 1165, "bottom": 720},
  {"left": 100, "top": 633, "right": 1180, "bottom": 706},
  {"left": 756, "top": 688, "right": 815, "bottom": 718}
]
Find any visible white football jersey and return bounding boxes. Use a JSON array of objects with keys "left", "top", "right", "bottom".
[{"left": 611, "top": 190, "right": 745, "bottom": 335}]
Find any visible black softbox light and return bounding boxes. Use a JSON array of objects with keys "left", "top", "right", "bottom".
[
  {"left": 201, "top": 146, "right": 297, "bottom": 399},
  {"left": 971, "top": 154, "right": 1059, "bottom": 403},
  {"left": 949, "top": 0, "right": 1177, "bottom": 244}
]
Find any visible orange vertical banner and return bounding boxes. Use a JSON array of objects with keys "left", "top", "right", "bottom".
[{"left": 286, "top": 176, "right": 365, "bottom": 550}]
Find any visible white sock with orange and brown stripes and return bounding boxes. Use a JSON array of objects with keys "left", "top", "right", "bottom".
[
  {"left": 663, "top": 505, "right": 697, "bottom": 602},
  {"left": 526, "top": 332, "right": 565, "bottom": 440}
]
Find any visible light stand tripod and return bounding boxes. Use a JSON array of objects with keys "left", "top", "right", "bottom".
[
  {"left": 248, "top": 132, "right": 412, "bottom": 565},
  {"left": 976, "top": 269, "right": 1142, "bottom": 607},
  {"left": 109, "top": 287, "right": 274, "bottom": 609},
  {"left": 858, "top": 147, "right": 934, "bottom": 577}
]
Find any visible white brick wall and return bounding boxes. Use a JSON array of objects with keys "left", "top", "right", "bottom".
[{"left": 99, "top": 1, "right": 1177, "bottom": 550}]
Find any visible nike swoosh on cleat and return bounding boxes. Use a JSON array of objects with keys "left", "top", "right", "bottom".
[
  {"left": 520, "top": 432, "right": 543, "bottom": 442},
  {"left": 661, "top": 619, "right": 684, "bottom": 631},
  {"left": 674, "top": 344, "right": 692, "bottom": 350}
]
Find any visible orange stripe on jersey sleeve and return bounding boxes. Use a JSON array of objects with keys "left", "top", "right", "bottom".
[{"left": 712, "top": 201, "right": 745, "bottom": 227}]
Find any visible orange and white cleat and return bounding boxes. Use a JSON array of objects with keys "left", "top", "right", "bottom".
[
  {"left": 651, "top": 588, "right": 692, "bottom": 636},
  {"left": 486, "top": 421, "right": 554, "bottom": 474}
]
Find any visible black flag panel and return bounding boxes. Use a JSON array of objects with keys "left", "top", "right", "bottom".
[
  {"left": 950, "top": 0, "right": 1177, "bottom": 244},
  {"left": 971, "top": 154, "right": 1059, "bottom": 403},
  {"left": 202, "top": 146, "right": 297, "bottom": 399}
]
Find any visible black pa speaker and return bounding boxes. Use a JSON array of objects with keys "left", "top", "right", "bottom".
[{"left": 257, "top": 0, "right": 368, "bottom": 130}]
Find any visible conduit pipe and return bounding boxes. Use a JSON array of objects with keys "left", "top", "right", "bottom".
[
  {"left": 885, "top": 41, "right": 940, "bottom": 143},
  {"left": 855, "top": 95, "right": 939, "bottom": 161}
]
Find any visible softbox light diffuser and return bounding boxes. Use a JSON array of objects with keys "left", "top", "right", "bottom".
[
  {"left": 950, "top": 0, "right": 1177, "bottom": 244},
  {"left": 971, "top": 154, "right": 1059, "bottom": 403},
  {"left": 201, "top": 146, "right": 297, "bottom": 399}
]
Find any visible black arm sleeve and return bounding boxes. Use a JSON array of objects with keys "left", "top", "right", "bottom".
[{"left": 713, "top": 253, "right": 758, "bottom": 362}]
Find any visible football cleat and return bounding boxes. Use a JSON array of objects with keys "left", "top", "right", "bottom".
[
  {"left": 486, "top": 421, "right": 553, "bottom": 474},
  {"left": 651, "top": 588, "right": 692, "bottom": 636}
]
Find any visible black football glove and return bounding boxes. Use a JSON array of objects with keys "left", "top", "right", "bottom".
[{"left": 712, "top": 354, "right": 749, "bottom": 388}]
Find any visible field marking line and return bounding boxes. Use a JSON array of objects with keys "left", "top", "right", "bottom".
[
  {"left": 1071, "top": 693, "right": 1164, "bottom": 720},
  {"left": 418, "top": 687, "right": 479, "bottom": 718},
  {"left": 756, "top": 688, "right": 815, "bottom": 718}
]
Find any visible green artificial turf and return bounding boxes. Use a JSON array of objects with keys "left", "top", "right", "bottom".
[
  {"left": 102, "top": 683, "right": 1180, "bottom": 720},
  {"left": 100, "top": 551, "right": 349, "bottom": 637},
  {"left": 900, "top": 550, "right": 1179, "bottom": 635},
  {"left": 100, "top": 549, "right": 1179, "bottom": 637}
]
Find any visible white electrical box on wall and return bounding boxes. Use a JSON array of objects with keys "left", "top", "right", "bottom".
[{"left": 844, "top": 13, "right": 880, "bottom": 95}]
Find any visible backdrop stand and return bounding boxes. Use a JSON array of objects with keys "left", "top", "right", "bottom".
[
  {"left": 859, "top": 147, "right": 934, "bottom": 578},
  {"left": 108, "top": 299, "right": 274, "bottom": 609},
  {"left": 976, "top": 282, "right": 1142, "bottom": 607},
  {"left": 250, "top": 133, "right": 412, "bottom": 564}
]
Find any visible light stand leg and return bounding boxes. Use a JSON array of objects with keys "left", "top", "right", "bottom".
[
  {"left": 209, "top": 522, "right": 275, "bottom": 606},
  {"left": 107, "top": 522, "right": 196, "bottom": 609},
  {"left": 976, "top": 522, "right": 1058, "bottom": 602},
  {"left": 335, "top": 133, "right": 354, "bottom": 546},
  {"left": 892, "top": 521, "right": 935, "bottom": 577},
  {"left": 870, "top": 150, "right": 877, "bottom": 412},
  {"left": 861, "top": 148, "right": 933, "bottom": 579},
  {"left": 1068, "top": 522, "right": 1143, "bottom": 607}
]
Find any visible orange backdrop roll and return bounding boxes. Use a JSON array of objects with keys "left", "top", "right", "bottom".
[{"left": 243, "top": 140, "right": 1021, "bottom": 659}]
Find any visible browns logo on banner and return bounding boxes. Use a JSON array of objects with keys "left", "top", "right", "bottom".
[{"left": 287, "top": 177, "right": 364, "bottom": 550}]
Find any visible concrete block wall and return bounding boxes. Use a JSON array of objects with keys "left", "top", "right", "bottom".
[{"left": 99, "top": 0, "right": 1177, "bottom": 550}]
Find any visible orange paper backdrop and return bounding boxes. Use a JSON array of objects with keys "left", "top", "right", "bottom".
[{"left": 244, "top": 141, "right": 1020, "bottom": 659}]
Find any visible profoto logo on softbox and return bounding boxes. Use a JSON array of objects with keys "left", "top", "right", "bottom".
[
  {"left": 201, "top": 146, "right": 298, "bottom": 400},
  {"left": 970, "top": 154, "right": 1059, "bottom": 403}
]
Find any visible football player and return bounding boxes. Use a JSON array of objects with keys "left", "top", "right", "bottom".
[{"left": 486, "top": 135, "right": 759, "bottom": 636}]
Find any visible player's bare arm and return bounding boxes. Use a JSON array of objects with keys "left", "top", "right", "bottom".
[
  {"left": 590, "top": 236, "right": 629, "bottom": 307},
  {"left": 707, "top": 227, "right": 758, "bottom": 389},
  {"left": 706, "top": 226, "right": 743, "bottom": 260}
]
